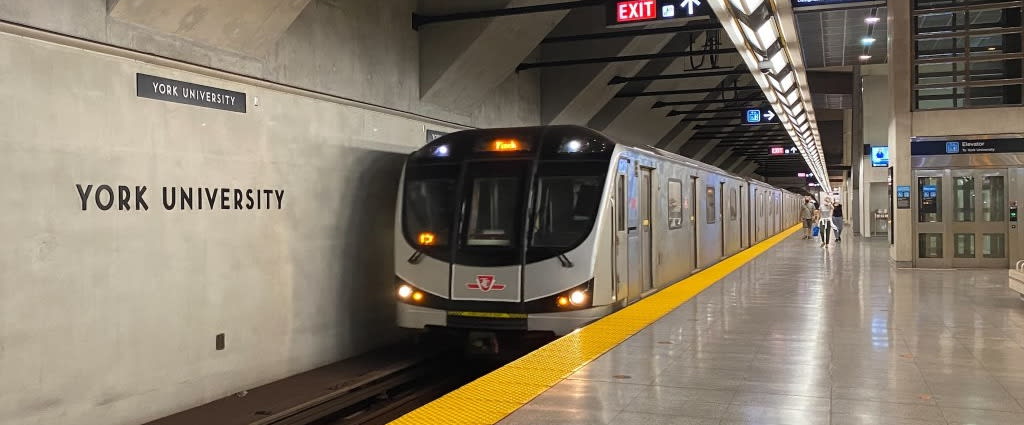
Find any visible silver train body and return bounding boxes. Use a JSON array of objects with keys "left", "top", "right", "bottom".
[{"left": 395, "top": 126, "right": 802, "bottom": 335}]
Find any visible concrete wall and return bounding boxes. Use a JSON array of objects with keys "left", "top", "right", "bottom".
[
  {"left": 0, "top": 0, "right": 541, "bottom": 128},
  {"left": 0, "top": 23, "right": 473, "bottom": 425}
]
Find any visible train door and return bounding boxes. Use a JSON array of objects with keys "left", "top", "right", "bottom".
[
  {"left": 739, "top": 185, "right": 746, "bottom": 248},
  {"left": 719, "top": 182, "right": 726, "bottom": 258},
  {"left": 690, "top": 176, "right": 700, "bottom": 270},
  {"left": 640, "top": 167, "right": 654, "bottom": 292},
  {"left": 612, "top": 158, "right": 630, "bottom": 302}
]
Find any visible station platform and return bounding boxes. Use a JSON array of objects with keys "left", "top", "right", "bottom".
[{"left": 397, "top": 229, "right": 1024, "bottom": 425}]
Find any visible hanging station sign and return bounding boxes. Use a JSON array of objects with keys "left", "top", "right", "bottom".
[
  {"left": 911, "top": 138, "right": 1024, "bottom": 155},
  {"left": 605, "top": 0, "right": 711, "bottom": 27}
]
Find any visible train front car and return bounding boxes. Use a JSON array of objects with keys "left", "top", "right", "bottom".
[{"left": 395, "top": 126, "right": 617, "bottom": 336}]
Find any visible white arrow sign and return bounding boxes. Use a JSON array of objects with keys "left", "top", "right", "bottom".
[
  {"left": 680, "top": 0, "right": 701, "bottom": 16},
  {"left": 764, "top": 110, "right": 776, "bottom": 121}
]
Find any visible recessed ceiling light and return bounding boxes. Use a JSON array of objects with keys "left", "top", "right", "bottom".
[
  {"left": 865, "top": 16, "right": 880, "bottom": 24},
  {"left": 859, "top": 55, "right": 872, "bottom": 61},
  {"left": 861, "top": 37, "right": 876, "bottom": 45},
  {"left": 987, "top": 47, "right": 997, "bottom": 51}
]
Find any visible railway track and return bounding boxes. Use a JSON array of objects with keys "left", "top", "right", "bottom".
[{"left": 145, "top": 333, "right": 541, "bottom": 425}]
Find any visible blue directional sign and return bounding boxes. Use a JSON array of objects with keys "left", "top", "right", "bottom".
[
  {"left": 743, "top": 107, "right": 778, "bottom": 125},
  {"left": 870, "top": 146, "right": 889, "bottom": 167},
  {"left": 945, "top": 141, "right": 961, "bottom": 154}
]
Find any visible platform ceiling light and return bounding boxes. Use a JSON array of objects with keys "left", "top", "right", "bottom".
[
  {"left": 710, "top": 0, "right": 828, "bottom": 186},
  {"left": 865, "top": 16, "right": 880, "bottom": 24},
  {"left": 861, "top": 37, "right": 876, "bottom": 45},
  {"left": 859, "top": 54, "right": 872, "bottom": 61}
]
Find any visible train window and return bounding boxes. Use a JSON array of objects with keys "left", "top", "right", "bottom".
[
  {"left": 466, "top": 177, "right": 521, "bottom": 246},
  {"left": 729, "top": 188, "right": 738, "bottom": 221},
  {"left": 668, "top": 179, "right": 682, "bottom": 229},
  {"left": 530, "top": 176, "right": 602, "bottom": 247},
  {"left": 617, "top": 175, "right": 626, "bottom": 231},
  {"left": 403, "top": 178, "right": 455, "bottom": 247},
  {"left": 706, "top": 185, "right": 716, "bottom": 224}
]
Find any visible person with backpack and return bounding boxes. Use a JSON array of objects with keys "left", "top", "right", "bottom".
[
  {"left": 800, "top": 197, "right": 816, "bottom": 239},
  {"left": 818, "top": 196, "right": 834, "bottom": 247}
]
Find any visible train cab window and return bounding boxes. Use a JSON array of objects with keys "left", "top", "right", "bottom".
[
  {"left": 403, "top": 178, "right": 455, "bottom": 247},
  {"left": 467, "top": 177, "right": 521, "bottom": 246},
  {"left": 668, "top": 179, "right": 683, "bottom": 229},
  {"left": 530, "top": 176, "right": 602, "bottom": 247},
  {"left": 706, "top": 185, "right": 716, "bottom": 224}
]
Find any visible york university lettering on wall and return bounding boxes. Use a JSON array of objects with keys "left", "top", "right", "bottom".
[
  {"left": 75, "top": 185, "right": 284, "bottom": 211},
  {"left": 137, "top": 73, "right": 247, "bottom": 113}
]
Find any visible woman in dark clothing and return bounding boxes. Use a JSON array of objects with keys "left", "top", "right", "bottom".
[{"left": 833, "top": 202, "right": 844, "bottom": 242}]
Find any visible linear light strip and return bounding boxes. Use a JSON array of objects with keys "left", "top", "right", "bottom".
[{"left": 709, "top": 0, "right": 829, "bottom": 187}]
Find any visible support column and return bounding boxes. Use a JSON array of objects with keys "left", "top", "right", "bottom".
[
  {"left": 851, "top": 66, "right": 863, "bottom": 236},
  {"left": 888, "top": 0, "right": 914, "bottom": 265}
]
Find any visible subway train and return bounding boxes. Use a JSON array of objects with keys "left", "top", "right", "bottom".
[{"left": 394, "top": 125, "right": 802, "bottom": 336}]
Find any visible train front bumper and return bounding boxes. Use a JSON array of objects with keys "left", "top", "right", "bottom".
[{"left": 397, "top": 303, "right": 616, "bottom": 336}]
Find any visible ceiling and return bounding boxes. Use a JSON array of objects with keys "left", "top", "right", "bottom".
[{"left": 796, "top": 6, "right": 889, "bottom": 68}]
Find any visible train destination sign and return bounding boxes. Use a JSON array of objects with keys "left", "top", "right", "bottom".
[
  {"left": 911, "top": 138, "right": 1024, "bottom": 155},
  {"left": 743, "top": 107, "right": 778, "bottom": 125},
  {"left": 136, "top": 73, "right": 246, "bottom": 113},
  {"left": 605, "top": 0, "right": 711, "bottom": 27}
]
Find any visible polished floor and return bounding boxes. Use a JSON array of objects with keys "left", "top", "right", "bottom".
[{"left": 498, "top": 234, "right": 1024, "bottom": 425}]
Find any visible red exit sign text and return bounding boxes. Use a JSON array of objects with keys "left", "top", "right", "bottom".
[{"left": 616, "top": 0, "right": 656, "bottom": 23}]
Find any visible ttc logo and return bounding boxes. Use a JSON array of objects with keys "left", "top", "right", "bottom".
[{"left": 467, "top": 275, "right": 506, "bottom": 292}]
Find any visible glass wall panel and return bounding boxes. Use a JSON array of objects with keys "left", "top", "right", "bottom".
[
  {"left": 953, "top": 175, "right": 975, "bottom": 222},
  {"left": 919, "top": 233, "right": 944, "bottom": 258},
  {"left": 982, "top": 176, "right": 1005, "bottom": 221},
  {"left": 983, "top": 233, "right": 1006, "bottom": 258},
  {"left": 919, "top": 177, "right": 943, "bottom": 222},
  {"left": 954, "top": 233, "right": 976, "bottom": 258}
]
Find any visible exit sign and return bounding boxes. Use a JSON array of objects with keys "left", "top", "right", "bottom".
[
  {"left": 605, "top": 0, "right": 711, "bottom": 27},
  {"left": 770, "top": 147, "right": 785, "bottom": 156},
  {"left": 615, "top": 0, "right": 656, "bottom": 23}
]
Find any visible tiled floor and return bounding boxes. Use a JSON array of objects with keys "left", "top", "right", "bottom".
[{"left": 498, "top": 234, "right": 1024, "bottom": 425}]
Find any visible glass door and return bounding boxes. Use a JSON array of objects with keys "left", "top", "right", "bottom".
[
  {"left": 914, "top": 168, "right": 1008, "bottom": 268},
  {"left": 914, "top": 170, "right": 947, "bottom": 268}
]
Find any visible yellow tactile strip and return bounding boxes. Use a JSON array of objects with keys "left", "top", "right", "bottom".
[{"left": 390, "top": 224, "right": 802, "bottom": 425}]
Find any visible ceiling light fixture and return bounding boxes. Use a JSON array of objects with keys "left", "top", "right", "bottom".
[
  {"left": 861, "top": 37, "right": 876, "bottom": 45},
  {"left": 859, "top": 55, "right": 872, "bottom": 61},
  {"left": 865, "top": 16, "right": 880, "bottom": 24}
]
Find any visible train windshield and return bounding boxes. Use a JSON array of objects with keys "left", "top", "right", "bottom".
[
  {"left": 527, "top": 161, "right": 608, "bottom": 260},
  {"left": 403, "top": 178, "right": 455, "bottom": 248},
  {"left": 466, "top": 177, "right": 521, "bottom": 246},
  {"left": 530, "top": 176, "right": 602, "bottom": 247}
]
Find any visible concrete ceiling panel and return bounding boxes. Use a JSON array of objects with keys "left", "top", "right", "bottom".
[
  {"left": 108, "top": 0, "right": 311, "bottom": 55},
  {"left": 419, "top": 0, "right": 568, "bottom": 113}
]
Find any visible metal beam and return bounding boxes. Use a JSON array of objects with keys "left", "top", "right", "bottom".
[
  {"left": 609, "top": 68, "right": 750, "bottom": 84},
  {"left": 518, "top": 48, "right": 738, "bottom": 71},
  {"left": 413, "top": 0, "right": 602, "bottom": 29},
  {"left": 667, "top": 106, "right": 759, "bottom": 116},
  {"left": 542, "top": 21, "right": 720, "bottom": 44},
  {"left": 693, "top": 123, "right": 779, "bottom": 129},
  {"left": 615, "top": 85, "right": 761, "bottom": 98},
  {"left": 654, "top": 97, "right": 760, "bottom": 108}
]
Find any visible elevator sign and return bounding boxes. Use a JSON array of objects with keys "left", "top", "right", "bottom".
[{"left": 606, "top": 0, "right": 711, "bottom": 27}]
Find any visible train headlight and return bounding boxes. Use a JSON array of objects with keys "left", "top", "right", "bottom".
[
  {"left": 569, "top": 290, "right": 587, "bottom": 306},
  {"left": 397, "top": 285, "right": 413, "bottom": 299}
]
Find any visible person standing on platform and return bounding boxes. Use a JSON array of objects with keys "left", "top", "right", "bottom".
[
  {"left": 818, "top": 196, "right": 834, "bottom": 247},
  {"left": 800, "top": 197, "right": 816, "bottom": 239},
  {"left": 833, "top": 201, "right": 845, "bottom": 242}
]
